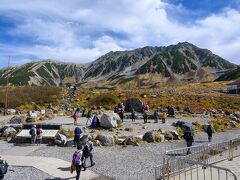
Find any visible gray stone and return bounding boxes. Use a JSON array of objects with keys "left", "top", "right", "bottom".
[
  {"left": 3, "top": 127, "right": 17, "bottom": 137},
  {"left": 100, "top": 112, "right": 121, "bottom": 129},
  {"left": 54, "top": 133, "right": 67, "bottom": 145},
  {"left": 97, "top": 134, "right": 115, "bottom": 146},
  {"left": 10, "top": 116, "right": 25, "bottom": 124},
  {"left": 123, "top": 136, "right": 142, "bottom": 146}
]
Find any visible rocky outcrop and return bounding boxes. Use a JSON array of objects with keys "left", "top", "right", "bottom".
[{"left": 100, "top": 112, "right": 122, "bottom": 129}]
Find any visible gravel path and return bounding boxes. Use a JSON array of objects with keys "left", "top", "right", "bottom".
[
  {"left": 3, "top": 166, "right": 54, "bottom": 180},
  {"left": 28, "top": 129, "right": 240, "bottom": 180}
]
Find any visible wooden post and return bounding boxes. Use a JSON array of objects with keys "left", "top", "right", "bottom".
[{"left": 4, "top": 57, "right": 10, "bottom": 116}]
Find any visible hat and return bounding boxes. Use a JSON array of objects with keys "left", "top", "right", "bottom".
[{"left": 33, "top": 125, "right": 36, "bottom": 127}]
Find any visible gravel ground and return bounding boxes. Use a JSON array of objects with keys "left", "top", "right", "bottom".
[
  {"left": 3, "top": 166, "right": 54, "bottom": 180},
  {"left": 0, "top": 141, "right": 13, "bottom": 153},
  {"left": 28, "top": 129, "right": 240, "bottom": 180}
]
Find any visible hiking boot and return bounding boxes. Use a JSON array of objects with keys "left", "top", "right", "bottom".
[{"left": 91, "top": 163, "right": 95, "bottom": 167}]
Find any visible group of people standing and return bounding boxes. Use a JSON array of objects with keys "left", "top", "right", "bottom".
[
  {"left": 71, "top": 127, "right": 95, "bottom": 180},
  {"left": 29, "top": 125, "right": 43, "bottom": 145}
]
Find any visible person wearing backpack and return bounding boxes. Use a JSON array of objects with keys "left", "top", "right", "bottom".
[
  {"left": 73, "top": 111, "right": 78, "bottom": 125},
  {"left": 82, "top": 140, "right": 95, "bottom": 171},
  {"left": 131, "top": 109, "right": 136, "bottom": 122},
  {"left": 153, "top": 110, "right": 159, "bottom": 123},
  {"left": 29, "top": 125, "right": 37, "bottom": 144},
  {"left": 86, "top": 109, "right": 92, "bottom": 126},
  {"left": 0, "top": 157, "right": 8, "bottom": 179},
  {"left": 183, "top": 127, "right": 194, "bottom": 155},
  {"left": 36, "top": 125, "right": 43, "bottom": 145},
  {"left": 74, "top": 127, "right": 82, "bottom": 147},
  {"left": 207, "top": 124, "right": 214, "bottom": 142},
  {"left": 72, "top": 145, "right": 83, "bottom": 180}
]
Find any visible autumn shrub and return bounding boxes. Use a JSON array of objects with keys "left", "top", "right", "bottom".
[
  {"left": 0, "top": 86, "right": 63, "bottom": 109},
  {"left": 88, "top": 93, "right": 120, "bottom": 109}
]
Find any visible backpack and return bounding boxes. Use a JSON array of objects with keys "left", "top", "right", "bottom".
[
  {"left": 72, "top": 150, "right": 82, "bottom": 165},
  {"left": 83, "top": 144, "right": 91, "bottom": 157},
  {"left": 207, "top": 125, "right": 213, "bottom": 134},
  {"left": 0, "top": 160, "right": 8, "bottom": 177},
  {"left": 29, "top": 128, "right": 35, "bottom": 136},
  {"left": 36, "top": 128, "right": 42, "bottom": 136},
  {"left": 74, "top": 127, "right": 82, "bottom": 136}
]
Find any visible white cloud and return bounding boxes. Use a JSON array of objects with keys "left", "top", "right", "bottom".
[{"left": 0, "top": 0, "right": 239, "bottom": 66}]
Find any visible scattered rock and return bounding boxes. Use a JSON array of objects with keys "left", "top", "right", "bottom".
[
  {"left": 26, "top": 117, "right": 36, "bottom": 123},
  {"left": 123, "top": 136, "right": 142, "bottom": 146},
  {"left": 7, "top": 109, "right": 17, "bottom": 114},
  {"left": 100, "top": 112, "right": 122, "bottom": 129},
  {"left": 9, "top": 116, "right": 25, "bottom": 124},
  {"left": 143, "top": 131, "right": 161, "bottom": 143},
  {"left": 163, "top": 131, "right": 174, "bottom": 140},
  {"left": 125, "top": 127, "right": 134, "bottom": 132},
  {"left": 54, "top": 133, "right": 67, "bottom": 145},
  {"left": 142, "top": 126, "right": 148, "bottom": 129},
  {"left": 3, "top": 127, "right": 17, "bottom": 137},
  {"left": 97, "top": 134, "right": 115, "bottom": 146},
  {"left": 93, "top": 140, "right": 102, "bottom": 146}
]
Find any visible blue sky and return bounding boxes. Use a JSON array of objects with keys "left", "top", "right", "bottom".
[{"left": 0, "top": 0, "right": 240, "bottom": 67}]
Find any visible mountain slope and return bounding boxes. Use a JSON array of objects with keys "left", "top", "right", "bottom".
[
  {"left": 215, "top": 66, "right": 240, "bottom": 81},
  {"left": 84, "top": 42, "right": 236, "bottom": 83},
  {"left": 0, "top": 60, "right": 85, "bottom": 86}
]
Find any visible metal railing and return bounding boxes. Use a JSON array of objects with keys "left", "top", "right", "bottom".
[{"left": 155, "top": 137, "right": 240, "bottom": 180}]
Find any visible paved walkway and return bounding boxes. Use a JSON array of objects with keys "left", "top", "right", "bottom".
[
  {"left": 0, "top": 144, "right": 110, "bottom": 180},
  {"left": 1, "top": 144, "right": 42, "bottom": 156},
  {"left": 1, "top": 155, "right": 103, "bottom": 180}
]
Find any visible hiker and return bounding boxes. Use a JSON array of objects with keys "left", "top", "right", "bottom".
[
  {"left": 0, "top": 157, "right": 8, "bottom": 179},
  {"left": 91, "top": 114, "right": 100, "bottom": 128},
  {"left": 119, "top": 109, "right": 124, "bottom": 122},
  {"left": 153, "top": 110, "right": 159, "bottom": 123},
  {"left": 86, "top": 109, "right": 92, "bottom": 126},
  {"left": 73, "top": 111, "right": 78, "bottom": 125},
  {"left": 81, "top": 107, "right": 86, "bottom": 117},
  {"left": 206, "top": 124, "right": 214, "bottom": 142},
  {"left": 162, "top": 111, "right": 167, "bottom": 123},
  {"left": 29, "top": 125, "right": 37, "bottom": 144},
  {"left": 76, "top": 106, "right": 81, "bottom": 113},
  {"left": 143, "top": 110, "right": 148, "bottom": 123},
  {"left": 74, "top": 127, "right": 82, "bottom": 147},
  {"left": 36, "top": 125, "right": 43, "bottom": 145},
  {"left": 82, "top": 139, "right": 95, "bottom": 170},
  {"left": 183, "top": 125, "right": 194, "bottom": 155},
  {"left": 131, "top": 109, "right": 136, "bottom": 122},
  {"left": 72, "top": 145, "right": 83, "bottom": 180}
]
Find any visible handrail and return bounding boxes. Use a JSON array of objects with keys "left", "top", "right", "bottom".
[
  {"left": 155, "top": 137, "right": 240, "bottom": 180},
  {"left": 169, "top": 157, "right": 238, "bottom": 180}
]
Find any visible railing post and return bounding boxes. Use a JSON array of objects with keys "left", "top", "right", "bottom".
[{"left": 228, "top": 140, "right": 233, "bottom": 161}]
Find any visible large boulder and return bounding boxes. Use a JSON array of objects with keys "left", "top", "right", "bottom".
[
  {"left": 97, "top": 134, "right": 115, "bottom": 146},
  {"left": 100, "top": 112, "right": 121, "bottom": 129},
  {"left": 143, "top": 131, "right": 162, "bottom": 143},
  {"left": 123, "top": 98, "right": 143, "bottom": 112},
  {"left": 54, "top": 133, "right": 67, "bottom": 145},
  {"left": 9, "top": 116, "right": 25, "bottom": 124},
  {"left": 2, "top": 127, "right": 17, "bottom": 137}
]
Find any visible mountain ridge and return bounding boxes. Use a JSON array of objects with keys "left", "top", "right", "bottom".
[{"left": 0, "top": 42, "right": 237, "bottom": 86}]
